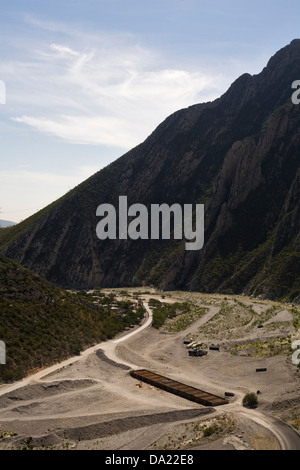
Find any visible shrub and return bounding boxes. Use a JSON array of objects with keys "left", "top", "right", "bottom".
[
  {"left": 203, "top": 427, "right": 215, "bottom": 437},
  {"left": 242, "top": 392, "right": 258, "bottom": 409}
]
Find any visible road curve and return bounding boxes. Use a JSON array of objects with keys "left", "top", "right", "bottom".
[
  {"left": 101, "top": 302, "right": 153, "bottom": 369},
  {"left": 232, "top": 406, "right": 300, "bottom": 450},
  {"left": 0, "top": 301, "right": 153, "bottom": 397}
]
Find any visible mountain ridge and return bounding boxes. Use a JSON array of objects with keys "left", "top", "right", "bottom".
[{"left": 1, "top": 40, "right": 300, "bottom": 303}]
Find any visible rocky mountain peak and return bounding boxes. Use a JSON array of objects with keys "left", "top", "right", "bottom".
[{"left": 1, "top": 40, "right": 299, "bottom": 303}]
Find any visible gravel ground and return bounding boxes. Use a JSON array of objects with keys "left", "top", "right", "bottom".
[{"left": 0, "top": 290, "right": 299, "bottom": 450}]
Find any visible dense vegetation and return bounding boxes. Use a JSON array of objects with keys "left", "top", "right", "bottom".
[
  {"left": 0, "top": 254, "right": 144, "bottom": 383},
  {"left": 149, "top": 298, "right": 191, "bottom": 329}
]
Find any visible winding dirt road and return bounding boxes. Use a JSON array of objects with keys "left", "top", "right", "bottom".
[
  {"left": 0, "top": 299, "right": 299, "bottom": 450},
  {"left": 0, "top": 302, "right": 154, "bottom": 397},
  {"left": 104, "top": 301, "right": 300, "bottom": 450}
]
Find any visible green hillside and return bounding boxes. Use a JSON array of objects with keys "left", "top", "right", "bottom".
[{"left": 0, "top": 254, "right": 144, "bottom": 382}]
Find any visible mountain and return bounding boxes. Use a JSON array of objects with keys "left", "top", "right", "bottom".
[
  {"left": 0, "top": 220, "right": 16, "bottom": 228},
  {"left": 1, "top": 40, "right": 300, "bottom": 303}
]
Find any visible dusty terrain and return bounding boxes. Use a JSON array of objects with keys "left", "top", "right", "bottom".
[{"left": 0, "top": 289, "right": 299, "bottom": 451}]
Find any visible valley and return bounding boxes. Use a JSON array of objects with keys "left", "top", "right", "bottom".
[
  {"left": 0, "top": 6, "right": 299, "bottom": 457},
  {"left": 0, "top": 288, "right": 299, "bottom": 450}
]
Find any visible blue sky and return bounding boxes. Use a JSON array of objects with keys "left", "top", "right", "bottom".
[{"left": 0, "top": 0, "right": 299, "bottom": 222}]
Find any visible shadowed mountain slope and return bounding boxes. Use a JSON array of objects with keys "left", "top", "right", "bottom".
[{"left": 1, "top": 40, "right": 300, "bottom": 303}]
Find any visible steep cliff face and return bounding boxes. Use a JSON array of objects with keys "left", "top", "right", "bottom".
[{"left": 1, "top": 40, "right": 300, "bottom": 302}]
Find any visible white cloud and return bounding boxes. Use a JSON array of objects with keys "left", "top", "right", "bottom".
[
  {"left": 3, "top": 27, "right": 225, "bottom": 149},
  {"left": 12, "top": 114, "right": 141, "bottom": 147},
  {"left": 50, "top": 43, "right": 80, "bottom": 56},
  {"left": 1, "top": 16, "right": 264, "bottom": 223}
]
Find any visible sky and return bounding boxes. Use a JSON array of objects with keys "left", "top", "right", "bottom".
[{"left": 0, "top": 0, "right": 299, "bottom": 223}]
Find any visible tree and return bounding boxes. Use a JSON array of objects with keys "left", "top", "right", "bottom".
[{"left": 242, "top": 392, "right": 258, "bottom": 409}]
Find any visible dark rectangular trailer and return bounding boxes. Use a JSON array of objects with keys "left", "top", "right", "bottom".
[
  {"left": 188, "top": 350, "right": 207, "bottom": 357},
  {"left": 130, "top": 369, "right": 228, "bottom": 406}
]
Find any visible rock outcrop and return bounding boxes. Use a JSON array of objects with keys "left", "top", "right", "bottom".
[{"left": 1, "top": 40, "right": 300, "bottom": 302}]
